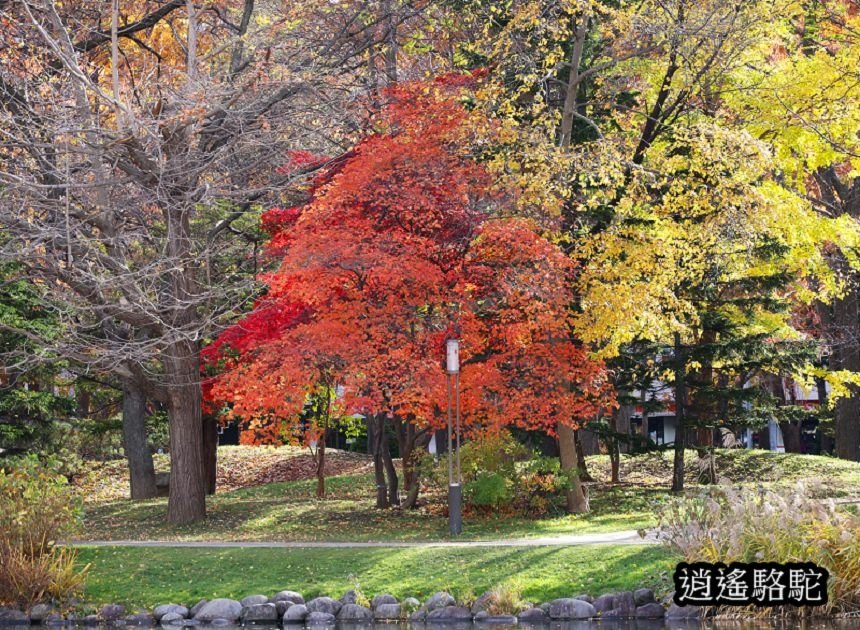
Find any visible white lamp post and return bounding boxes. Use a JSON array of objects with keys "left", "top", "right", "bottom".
[{"left": 445, "top": 339, "right": 462, "bottom": 535}]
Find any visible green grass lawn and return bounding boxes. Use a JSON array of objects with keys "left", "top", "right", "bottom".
[
  {"left": 73, "top": 544, "right": 676, "bottom": 609},
  {"left": 75, "top": 448, "right": 860, "bottom": 543}
]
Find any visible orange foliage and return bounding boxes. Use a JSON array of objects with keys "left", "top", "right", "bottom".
[{"left": 205, "top": 75, "right": 614, "bottom": 443}]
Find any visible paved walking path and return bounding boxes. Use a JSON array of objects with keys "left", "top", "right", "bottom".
[{"left": 64, "top": 530, "right": 657, "bottom": 548}]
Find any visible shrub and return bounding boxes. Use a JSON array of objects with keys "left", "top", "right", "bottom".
[
  {"left": 0, "top": 456, "right": 89, "bottom": 608},
  {"left": 459, "top": 430, "right": 528, "bottom": 482},
  {"left": 418, "top": 433, "right": 567, "bottom": 516},
  {"left": 484, "top": 583, "right": 527, "bottom": 615},
  {"left": 656, "top": 482, "right": 860, "bottom": 614},
  {"left": 465, "top": 472, "right": 510, "bottom": 508}
]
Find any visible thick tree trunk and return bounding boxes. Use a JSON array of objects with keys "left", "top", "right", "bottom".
[
  {"left": 202, "top": 415, "right": 218, "bottom": 495},
  {"left": 316, "top": 436, "right": 326, "bottom": 498},
  {"left": 780, "top": 422, "right": 802, "bottom": 453},
  {"left": 381, "top": 432, "right": 399, "bottom": 506},
  {"left": 558, "top": 423, "right": 589, "bottom": 513},
  {"left": 121, "top": 380, "right": 157, "bottom": 500},
  {"left": 672, "top": 332, "right": 687, "bottom": 493},
  {"left": 573, "top": 429, "right": 594, "bottom": 482},
  {"left": 372, "top": 416, "right": 389, "bottom": 509},
  {"left": 816, "top": 374, "right": 834, "bottom": 454},
  {"left": 832, "top": 284, "right": 860, "bottom": 461},
  {"left": 165, "top": 340, "right": 206, "bottom": 524}
]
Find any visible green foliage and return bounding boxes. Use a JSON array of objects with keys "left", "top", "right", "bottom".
[
  {"left": 465, "top": 472, "right": 510, "bottom": 507},
  {"left": 0, "top": 456, "right": 87, "bottom": 607},
  {"left": 460, "top": 430, "right": 528, "bottom": 481}
]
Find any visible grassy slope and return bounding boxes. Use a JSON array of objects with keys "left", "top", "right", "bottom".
[
  {"left": 74, "top": 544, "right": 674, "bottom": 609},
  {"left": 75, "top": 447, "right": 860, "bottom": 543}
]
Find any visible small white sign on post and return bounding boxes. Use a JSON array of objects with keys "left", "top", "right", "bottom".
[{"left": 446, "top": 339, "right": 460, "bottom": 374}]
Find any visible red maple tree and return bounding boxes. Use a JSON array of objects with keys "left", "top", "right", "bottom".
[{"left": 204, "top": 74, "right": 614, "bottom": 502}]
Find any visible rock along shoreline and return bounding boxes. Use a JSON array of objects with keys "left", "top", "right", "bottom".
[{"left": 0, "top": 587, "right": 702, "bottom": 627}]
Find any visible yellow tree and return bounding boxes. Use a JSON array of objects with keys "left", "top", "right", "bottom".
[{"left": 723, "top": 0, "right": 860, "bottom": 460}]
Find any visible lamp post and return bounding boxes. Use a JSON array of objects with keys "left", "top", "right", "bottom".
[{"left": 445, "top": 339, "right": 462, "bottom": 536}]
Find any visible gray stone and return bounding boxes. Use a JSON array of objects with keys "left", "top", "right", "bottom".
[
  {"left": 240, "top": 604, "right": 278, "bottom": 624},
  {"left": 44, "top": 615, "right": 64, "bottom": 626},
  {"left": 426, "top": 606, "right": 472, "bottom": 622},
  {"left": 373, "top": 604, "right": 401, "bottom": 620},
  {"left": 208, "top": 619, "right": 234, "bottom": 627},
  {"left": 282, "top": 605, "right": 308, "bottom": 624},
  {"left": 188, "top": 602, "right": 207, "bottom": 619},
  {"left": 408, "top": 609, "right": 426, "bottom": 622},
  {"left": 371, "top": 594, "right": 397, "bottom": 610},
  {"left": 339, "top": 591, "right": 358, "bottom": 606},
  {"left": 159, "top": 613, "right": 185, "bottom": 626},
  {"left": 470, "top": 592, "right": 493, "bottom": 615},
  {"left": 547, "top": 598, "right": 595, "bottom": 620},
  {"left": 666, "top": 603, "right": 701, "bottom": 619},
  {"left": 82, "top": 616, "right": 100, "bottom": 626},
  {"left": 402, "top": 598, "right": 420, "bottom": 611},
  {"left": 424, "top": 592, "right": 456, "bottom": 612},
  {"left": 0, "top": 609, "right": 29, "bottom": 626},
  {"left": 306, "top": 598, "right": 341, "bottom": 616},
  {"left": 600, "top": 609, "right": 623, "bottom": 620},
  {"left": 538, "top": 603, "right": 551, "bottom": 614},
  {"left": 177, "top": 621, "right": 199, "bottom": 627},
  {"left": 591, "top": 594, "right": 615, "bottom": 614},
  {"left": 306, "top": 612, "right": 336, "bottom": 625},
  {"left": 516, "top": 608, "right": 548, "bottom": 623},
  {"left": 615, "top": 591, "right": 635, "bottom": 614},
  {"left": 30, "top": 604, "right": 54, "bottom": 622},
  {"left": 274, "top": 601, "right": 292, "bottom": 617},
  {"left": 193, "top": 599, "right": 242, "bottom": 623},
  {"left": 633, "top": 588, "right": 655, "bottom": 607},
  {"left": 125, "top": 613, "right": 155, "bottom": 626},
  {"left": 240, "top": 596, "right": 269, "bottom": 608},
  {"left": 101, "top": 605, "right": 127, "bottom": 622},
  {"left": 271, "top": 591, "right": 304, "bottom": 606},
  {"left": 338, "top": 604, "right": 373, "bottom": 622},
  {"left": 635, "top": 603, "right": 665, "bottom": 619},
  {"left": 574, "top": 594, "right": 594, "bottom": 604},
  {"left": 154, "top": 606, "right": 188, "bottom": 621}
]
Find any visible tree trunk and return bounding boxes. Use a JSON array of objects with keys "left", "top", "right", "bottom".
[
  {"left": 816, "top": 374, "right": 834, "bottom": 454},
  {"left": 573, "top": 429, "right": 594, "bottom": 482},
  {"left": 672, "top": 332, "right": 687, "bottom": 493},
  {"left": 316, "top": 436, "right": 326, "bottom": 498},
  {"left": 202, "top": 415, "right": 218, "bottom": 495},
  {"left": 121, "top": 380, "right": 157, "bottom": 500},
  {"left": 832, "top": 283, "right": 860, "bottom": 461},
  {"left": 165, "top": 340, "right": 206, "bottom": 524},
  {"left": 381, "top": 431, "right": 399, "bottom": 506},
  {"left": 780, "top": 422, "right": 802, "bottom": 453},
  {"left": 558, "top": 423, "right": 589, "bottom": 513},
  {"left": 372, "top": 416, "right": 388, "bottom": 509}
]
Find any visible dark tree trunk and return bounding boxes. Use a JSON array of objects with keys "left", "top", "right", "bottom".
[
  {"left": 558, "top": 423, "right": 589, "bottom": 513},
  {"left": 672, "top": 332, "right": 687, "bottom": 493},
  {"left": 121, "top": 380, "right": 157, "bottom": 500},
  {"left": 316, "top": 436, "right": 326, "bottom": 498},
  {"left": 381, "top": 431, "right": 399, "bottom": 506},
  {"left": 372, "top": 416, "right": 388, "bottom": 509},
  {"left": 573, "top": 429, "right": 594, "bottom": 482},
  {"left": 832, "top": 283, "right": 860, "bottom": 461},
  {"left": 780, "top": 422, "right": 802, "bottom": 453},
  {"left": 816, "top": 374, "right": 834, "bottom": 454},
  {"left": 165, "top": 339, "right": 206, "bottom": 524},
  {"left": 398, "top": 421, "right": 429, "bottom": 510},
  {"left": 202, "top": 415, "right": 218, "bottom": 495}
]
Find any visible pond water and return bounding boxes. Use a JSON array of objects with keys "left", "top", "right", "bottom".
[{"left": 56, "top": 621, "right": 860, "bottom": 630}]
